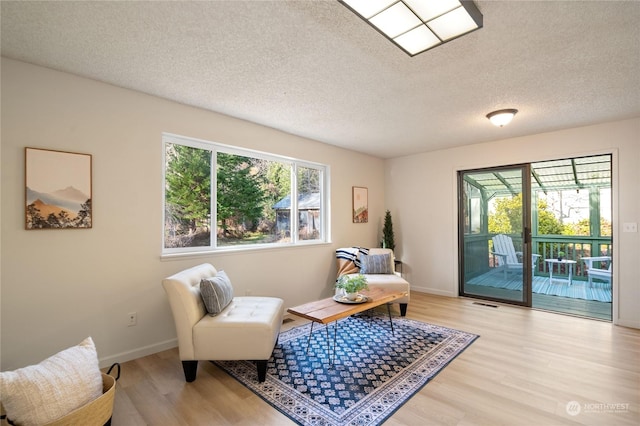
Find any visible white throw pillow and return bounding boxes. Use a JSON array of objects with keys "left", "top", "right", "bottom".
[{"left": 0, "top": 337, "right": 103, "bottom": 426}]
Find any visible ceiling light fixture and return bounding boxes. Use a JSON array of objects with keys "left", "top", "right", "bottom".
[
  {"left": 486, "top": 109, "right": 518, "bottom": 127},
  {"left": 339, "top": 0, "right": 483, "bottom": 57}
]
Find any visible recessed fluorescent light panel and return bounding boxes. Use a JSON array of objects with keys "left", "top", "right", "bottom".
[{"left": 339, "top": 0, "right": 483, "bottom": 56}]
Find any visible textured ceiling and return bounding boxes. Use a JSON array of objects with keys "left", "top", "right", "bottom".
[{"left": 1, "top": 0, "right": 639, "bottom": 159}]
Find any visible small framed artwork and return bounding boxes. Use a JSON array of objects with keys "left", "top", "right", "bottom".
[
  {"left": 25, "top": 147, "right": 92, "bottom": 229},
  {"left": 352, "top": 186, "right": 368, "bottom": 223}
]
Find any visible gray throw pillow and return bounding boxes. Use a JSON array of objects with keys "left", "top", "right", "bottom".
[
  {"left": 360, "top": 253, "right": 393, "bottom": 274},
  {"left": 200, "top": 271, "right": 234, "bottom": 316}
]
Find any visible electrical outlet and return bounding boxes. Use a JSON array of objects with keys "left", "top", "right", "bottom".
[
  {"left": 128, "top": 312, "right": 137, "bottom": 327},
  {"left": 623, "top": 222, "right": 637, "bottom": 233}
]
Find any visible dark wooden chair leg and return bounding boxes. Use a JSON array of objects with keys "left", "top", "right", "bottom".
[
  {"left": 399, "top": 303, "right": 408, "bottom": 317},
  {"left": 182, "top": 360, "right": 198, "bottom": 382},
  {"left": 256, "top": 360, "right": 267, "bottom": 382}
]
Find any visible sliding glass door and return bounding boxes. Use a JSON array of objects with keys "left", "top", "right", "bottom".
[
  {"left": 458, "top": 165, "right": 533, "bottom": 306},
  {"left": 458, "top": 155, "right": 612, "bottom": 320}
]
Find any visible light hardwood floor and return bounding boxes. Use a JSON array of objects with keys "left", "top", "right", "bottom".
[{"left": 109, "top": 292, "right": 639, "bottom": 425}]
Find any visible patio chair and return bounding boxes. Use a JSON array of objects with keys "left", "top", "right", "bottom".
[
  {"left": 491, "top": 234, "right": 540, "bottom": 279},
  {"left": 581, "top": 256, "right": 612, "bottom": 287}
]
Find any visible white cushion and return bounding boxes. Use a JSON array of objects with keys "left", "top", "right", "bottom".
[
  {"left": 193, "top": 296, "right": 284, "bottom": 360},
  {"left": 347, "top": 272, "right": 410, "bottom": 304},
  {"left": 0, "top": 337, "right": 103, "bottom": 426}
]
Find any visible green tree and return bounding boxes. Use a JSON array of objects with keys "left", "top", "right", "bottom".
[
  {"left": 263, "top": 161, "right": 290, "bottom": 223},
  {"left": 297, "top": 166, "right": 320, "bottom": 194},
  {"left": 216, "top": 153, "right": 265, "bottom": 236},
  {"left": 488, "top": 194, "right": 523, "bottom": 234},
  {"left": 537, "top": 199, "right": 563, "bottom": 235},
  {"left": 600, "top": 218, "right": 612, "bottom": 237},
  {"left": 382, "top": 210, "right": 395, "bottom": 251},
  {"left": 165, "top": 144, "right": 211, "bottom": 236},
  {"left": 489, "top": 195, "right": 565, "bottom": 236},
  {"left": 562, "top": 218, "right": 590, "bottom": 236}
]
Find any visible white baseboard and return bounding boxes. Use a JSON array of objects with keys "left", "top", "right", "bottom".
[
  {"left": 98, "top": 338, "right": 177, "bottom": 369},
  {"left": 614, "top": 318, "right": 640, "bottom": 329},
  {"left": 410, "top": 286, "right": 456, "bottom": 297}
]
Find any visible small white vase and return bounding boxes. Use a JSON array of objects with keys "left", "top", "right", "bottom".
[{"left": 346, "top": 292, "right": 359, "bottom": 301}]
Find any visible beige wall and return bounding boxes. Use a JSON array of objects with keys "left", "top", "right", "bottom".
[
  {"left": 0, "top": 59, "right": 386, "bottom": 370},
  {"left": 386, "top": 118, "right": 640, "bottom": 328},
  {"left": 2, "top": 58, "right": 638, "bottom": 372}
]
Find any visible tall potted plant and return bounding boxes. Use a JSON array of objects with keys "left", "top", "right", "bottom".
[{"left": 382, "top": 210, "right": 395, "bottom": 251}]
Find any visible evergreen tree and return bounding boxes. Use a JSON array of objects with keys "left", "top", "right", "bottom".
[
  {"left": 382, "top": 210, "right": 395, "bottom": 251},
  {"left": 165, "top": 144, "right": 211, "bottom": 235},
  {"left": 216, "top": 152, "right": 265, "bottom": 235},
  {"left": 263, "top": 161, "right": 290, "bottom": 223},
  {"left": 297, "top": 166, "right": 320, "bottom": 194}
]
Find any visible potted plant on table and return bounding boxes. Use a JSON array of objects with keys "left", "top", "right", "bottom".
[
  {"left": 335, "top": 275, "right": 369, "bottom": 301},
  {"left": 557, "top": 251, "right": 565, "bottom": 261}
]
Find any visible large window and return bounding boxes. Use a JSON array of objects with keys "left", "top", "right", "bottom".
[{"left": 163, "top": 134, "right": 328, "bottom": 254}]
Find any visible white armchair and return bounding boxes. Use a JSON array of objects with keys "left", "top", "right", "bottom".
[
  {"left": 581, "top": 256, "right": 612, "bottom": 287},
  {"left": 162, "top": 263, "right": 284, "bottom": 383},
  {"left": 336, "top": 247, "right": 410, "bottom": 316}
]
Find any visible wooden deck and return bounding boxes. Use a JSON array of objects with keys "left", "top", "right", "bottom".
[{"left": 464, "top": 271, "right": 612, "bottom": 321}]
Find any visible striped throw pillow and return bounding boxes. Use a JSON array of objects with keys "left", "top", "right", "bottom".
[
  {"left": 360, "top": 253, "right": 393, "bottom": 274},
  {"left": 200, "top": 271, "right": 234, "bottom": 316}
]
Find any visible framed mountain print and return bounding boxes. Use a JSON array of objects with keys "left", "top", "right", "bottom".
[{"left": 25, "top": 148, "right": 92, "bottom": 229}]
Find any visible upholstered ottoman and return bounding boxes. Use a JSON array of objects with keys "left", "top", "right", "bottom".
[{"left": 163, "top": 263, "right": 284, "bottom": 382}]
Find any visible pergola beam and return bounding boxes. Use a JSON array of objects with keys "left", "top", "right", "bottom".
[{"left": 493, "top": 172, "right": 518, "bottom": 196}]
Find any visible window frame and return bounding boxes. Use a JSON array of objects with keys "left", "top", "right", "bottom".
[{"left": 162, "top": 133, "right": 330, "bottom": 256}]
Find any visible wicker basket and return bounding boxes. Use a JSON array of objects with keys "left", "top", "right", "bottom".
[{"left": 44, "top": 372, "right": 116, "bottom": 426}]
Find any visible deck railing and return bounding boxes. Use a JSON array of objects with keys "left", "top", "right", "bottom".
[
  {"left": 533, "top": 235, "right": 611, "bottom": 280},
  {"left": 464, "top": 234, "right": 612, "bottom": 282}
]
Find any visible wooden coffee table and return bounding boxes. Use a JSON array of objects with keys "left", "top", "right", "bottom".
[{"left": 287, "top": 287, "right": 408, "bottom": 364}]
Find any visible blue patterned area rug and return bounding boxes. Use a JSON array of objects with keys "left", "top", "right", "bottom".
[{"left": 214, "top": 314, "right": 478, "bottom": 426}]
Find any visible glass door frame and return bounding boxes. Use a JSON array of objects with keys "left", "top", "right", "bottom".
[{"left": 457, "top": 164, "right": 534, "bottom": 307}]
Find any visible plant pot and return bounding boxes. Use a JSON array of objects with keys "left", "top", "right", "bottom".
[
  {"left": 557, "top": 257, "right": 563, "bottom": 261},
  {"left": 345, "top": 292, "right": 359, "bottom": 301}
]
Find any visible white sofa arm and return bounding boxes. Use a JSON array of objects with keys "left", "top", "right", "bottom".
[{"left": 162, "top": 263, "right": 217, "bottom": 360}]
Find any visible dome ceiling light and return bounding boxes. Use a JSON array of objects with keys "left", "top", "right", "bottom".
[{"left": 486, "top": 109, "right": 518, "bottom": 127}]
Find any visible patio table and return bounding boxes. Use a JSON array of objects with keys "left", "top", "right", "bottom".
[{"left": 545, "top": 259, "right": 577, "bottom": 286}]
